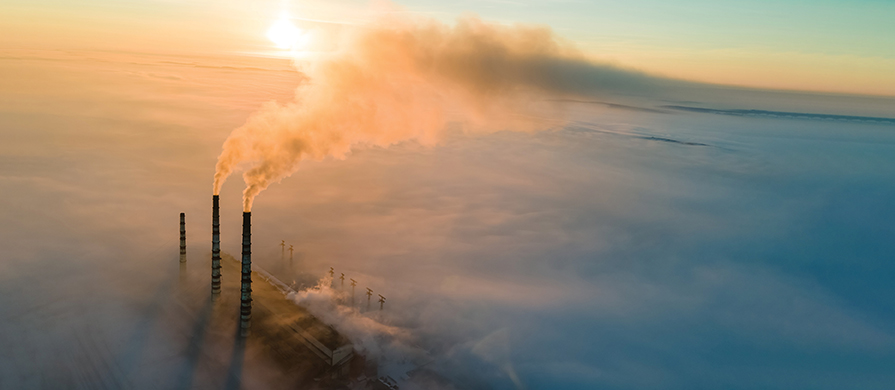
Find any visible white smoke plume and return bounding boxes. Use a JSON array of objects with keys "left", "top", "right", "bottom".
[
  {"left": 286, "top": 277, "right": 429, "bottom": 378},
  {"left": 212, "top": 15, "right": 679, "bottom": 210},
  {"left": 285, "top": 274, "right": 532, "bottom": 388}
]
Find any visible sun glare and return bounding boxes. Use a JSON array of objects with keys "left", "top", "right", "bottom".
[{"left": 267, "top": 16, "right": 303, "bottom": 50}]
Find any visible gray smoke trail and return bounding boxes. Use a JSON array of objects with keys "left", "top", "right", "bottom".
[{"left": 213, "top": 15, "right": 680, "bottom": 210}]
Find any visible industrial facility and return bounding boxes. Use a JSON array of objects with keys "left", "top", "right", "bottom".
[{"left": 171, "top": 197, "right": 407, "bottom": 389}]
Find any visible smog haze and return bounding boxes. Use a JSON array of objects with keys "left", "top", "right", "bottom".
[{"left": 2, "top": 1, "right": 895, "bottom": 389}]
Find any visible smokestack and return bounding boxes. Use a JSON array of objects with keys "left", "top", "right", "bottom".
[
  {"left": 239, "top": 211, "right": 253, "bottom": 336},
  {"left": 180, "top": 213, "right": 186, "bottom": 263},
  {"left": 211, "top": 195, "right": 222, "bottom": 295}
]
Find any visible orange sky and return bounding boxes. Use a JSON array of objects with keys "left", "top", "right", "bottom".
[{"left": 2, "top": 0, "right": 894, "bottom": 97}]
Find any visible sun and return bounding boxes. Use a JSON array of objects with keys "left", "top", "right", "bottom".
[{"left": 267, "top": 15, "right": 303, "bottom": 50}]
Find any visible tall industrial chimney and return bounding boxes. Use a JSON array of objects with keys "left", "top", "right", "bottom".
[
  {"left": 211, "top": 195, "right": 222, "bottom": 295},
  {"left": 180, "top": 213, "right": 186, "bottom": 263},
  {"left": 239, "top": 211, "right": 253, "bottom": 336}
]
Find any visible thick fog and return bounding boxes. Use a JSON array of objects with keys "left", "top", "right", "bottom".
[{"left": 1, "top": 49, "right": 895, "bottom": 389}]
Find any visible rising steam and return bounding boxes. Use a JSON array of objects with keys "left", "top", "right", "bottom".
[{"left": 213, "top": 15, "right": 677, "bottom": 210}]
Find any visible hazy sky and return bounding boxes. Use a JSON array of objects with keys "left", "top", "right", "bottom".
[
  {"left": 2, "top": 1, "right": 895, "bottom": 389},
  {"left": 2, "top": 0, "right": 894, "bottom": 95}
]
